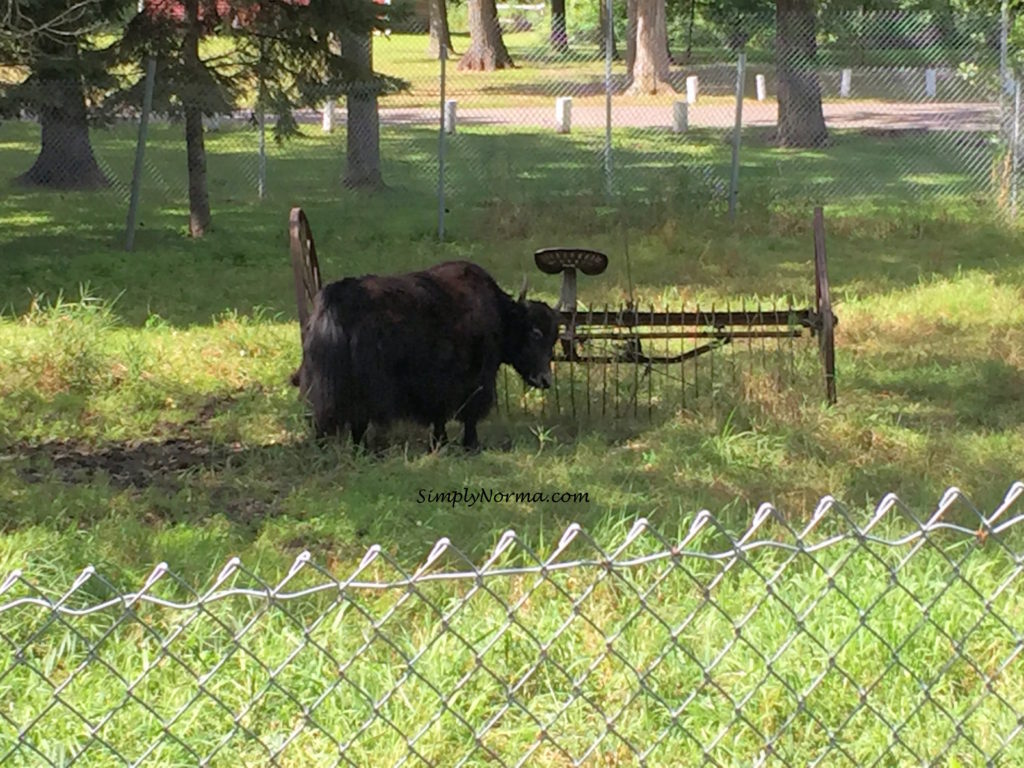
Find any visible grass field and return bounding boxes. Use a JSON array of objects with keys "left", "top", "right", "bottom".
[{"left": 1, "top": 105, "right": 1023, "bottom": 763}]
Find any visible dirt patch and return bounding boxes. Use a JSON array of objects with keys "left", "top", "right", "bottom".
[
  {"left": 860, "top": 127, "right": 930, "bottom": 139},
  {"left": 4, "top": 387, "right": 268, "bottom": 489},
  {"left": 149, "top": 385, "right": 266, "bottom": 438},
  {"left": 7, "top": 438, "right": 246, "bottom": 490}
]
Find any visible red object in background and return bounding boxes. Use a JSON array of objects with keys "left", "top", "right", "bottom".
[
  {"left": 141, "top": 0, "right": 315, "bottom": 24},
  {"left": 141, "top": 0, "right": 390, "bottom": 39}
]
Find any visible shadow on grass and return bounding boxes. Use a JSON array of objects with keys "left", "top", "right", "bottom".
[
  {"left": 0, "top": 121, "right": 1017, "bottom": 329},
  {"left": 849, "top": 356, "right": 1024, "bottom": 432},
  {"left": 0, "top": 395, "right": 663, "bottom": 571}
]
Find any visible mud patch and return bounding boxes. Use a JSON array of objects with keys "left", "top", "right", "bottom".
[
  {"left": 861, "top": 127, "right": 930, "bottom": 139},
  {"left": 3, "top": 385, "right": 271, "bottom": 489},
  {"left": 7, "top": 438, "right": 246, "bottom": 490}
]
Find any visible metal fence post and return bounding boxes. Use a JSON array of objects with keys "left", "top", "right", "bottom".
[
  {"left": 729, "top": 51, "right": 746, "bottom": 223},
  {"left": 1013, "top": 78, "right": 1020, "bottom": 219},
  {"left": 257, "top": 95, "right": 266, "bottom": 200},
  {"left": 124, "top": 55, "right": 157, "bottom": 252},
  {"left": 438, "top": 43, "right": 447, "bottom": 242},
  {"left": 1002, "top": 1, "right": 1012, "bottom": 96},
  {"left": 604, "top": 0, "right": 614, "bottom": 201}
]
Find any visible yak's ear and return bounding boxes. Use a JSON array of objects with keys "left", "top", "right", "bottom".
[{"left": 518, "top": 275, "right": 528, "bottom": 303}]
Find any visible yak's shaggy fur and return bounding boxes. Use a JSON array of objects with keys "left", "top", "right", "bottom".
[{"left": 294, "top": 261, "right": 561, "bottom": 450}]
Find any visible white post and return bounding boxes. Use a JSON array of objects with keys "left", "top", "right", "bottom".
[
  {"left": 322, "top": 99, "right": 335, "bottom": 133},
  {"left": 925, "top": 68, "right": 937, "bottom": 99},
  {"left": 755, "top": 74, "right": 766, "bottom": 102},
  {"left": 555, "top": 96, "right": 572, "bottom": 133},
  {"left": 444, "top": 99, "right": 457, "bottom": 134},
  {"left": 840, "top": 68, "right": 852, "bottom": 98},
  {"left": 673, "top": 102, "right": 688, "bottom": 133},
  {"left": 686, "top": 75, "right": 699, "bottom": 105}
]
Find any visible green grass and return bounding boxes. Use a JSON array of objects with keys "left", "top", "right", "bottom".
[
  {"left": 1, "top": 532, "right": 1019, "bottom": 765},
  {"left": 1, "top": 111, "right": 1024, "bottom": 764}
]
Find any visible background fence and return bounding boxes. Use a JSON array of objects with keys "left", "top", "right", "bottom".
[
  {"left": 2, "top": 8, "right": 1022, "bottom": 245},
  {"left": 2, "top": 482, "right": 1023, "bottom": 765}
]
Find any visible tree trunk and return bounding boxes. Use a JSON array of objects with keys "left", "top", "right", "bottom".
[
  {"left": 550, "top": 0, "right": 568, "bottom": 53},
  {"left": 626, "top": 0, "right": 637, "bottom": 73},
  {"left": 427, "top": 0, "right": 455, "bottom": 58},
  {"left": 184, "top": 105, "right": 211, "bottom": 236},
  {"left": 628, "top": 0, "right": 672, "bottom": 95},
  {"left": 16, "top": 47, "right": 108, "bottom": 190},
  {"left": 183, "top": 0, "right": 211, "bottom": 236},
  {"left": 775, "top": 0, "right": 828, "bottom": 147},
  {"left": 684, "top": 0, "right": 696, "bottom": 62},
  {"left": 458, "top": 0, "right": 514, "bottom": 71},
  {"left": 343, "top": 32, "right": 383, "bottom": 190}
]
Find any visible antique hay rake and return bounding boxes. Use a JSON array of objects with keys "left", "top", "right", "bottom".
[{"left": 288, "top": 206, "right": 838, "bottom": 423}]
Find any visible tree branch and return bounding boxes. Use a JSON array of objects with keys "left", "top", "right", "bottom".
[{"left": 0, "top": 0, "right": 107, "bottom": 43}]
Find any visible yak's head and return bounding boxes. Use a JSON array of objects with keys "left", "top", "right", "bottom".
[{"left": 507, "top": 277, "right": 561, "bottom": 390}]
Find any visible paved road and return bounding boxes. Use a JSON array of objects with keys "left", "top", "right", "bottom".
[{"left": 305, "top": 100, "right": 1000, "bottom": 132}]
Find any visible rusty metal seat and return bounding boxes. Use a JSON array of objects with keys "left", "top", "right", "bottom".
[
  {"left": 534, "top": 248, "right": 609, "bottom": 312},
  {"left": 534, "top": 248, "right": 609, "bottom": 362}
]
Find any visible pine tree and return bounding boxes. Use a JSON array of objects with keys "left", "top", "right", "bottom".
[{"left": 0, "top": 0, "right": 132, "bottom": 189}]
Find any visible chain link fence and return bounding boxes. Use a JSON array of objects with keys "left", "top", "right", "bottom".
[
  {"left": 1, "top": 482, "right": 1023, "bottom": 765},
  {"left": 1, "top": 7, "right": 1021, "bottom": 239}
]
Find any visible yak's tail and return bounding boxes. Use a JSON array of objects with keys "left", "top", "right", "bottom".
[{"left": 297, "top": 287, "right": 351, "bottom": 438}]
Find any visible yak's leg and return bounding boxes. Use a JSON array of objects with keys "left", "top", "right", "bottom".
[
  {"left": 461, "top": 419, "right": 480, "bottom": 452},
  {"left": 350, "top": 419, "right": 369, "bottom": 453},
  {"left": 459, "top": 382, "right": 494, "bottom": 452},
  {"left": 429, "top": 420, "right": 449, "bottom": 453},
  {"left": 312, "top": 410, "right": 340, "bottom": 443}
]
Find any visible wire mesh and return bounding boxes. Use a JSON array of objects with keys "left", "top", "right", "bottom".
[
  {"left": 0, "top": 9, "right": 1019, "bottom": 230},
  {"left": 1, "top": 482, "right": 1023, "bottom": 765}
]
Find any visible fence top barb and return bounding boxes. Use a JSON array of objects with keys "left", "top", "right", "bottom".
[{"left": 1, "top": 482, "right": 1022, "bottom": 619}]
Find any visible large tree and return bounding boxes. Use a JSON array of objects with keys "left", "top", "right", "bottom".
[
  {"left": 550, "top": 0, "right": 567, "bottom": 53},
  {"left": 627, "top": 0, "right": 672, "bottom": 94},
  {"left": 427, "top": 0, "right": 454, "bottom": 58},
  {"left": 458, "top": 0, "right": 513, "bottom": 70},
  {"left": 701, "top": 0, "right": 769, "bottom": 52},
  {"left": 342, "top": 29, "right": 381, "bottom": 189},
  {"left": 0, "top": 0, "right": 127, "bottom": 189},
  {"left": 775, "top": 0, "right": 828, "bottom": 147},
  {"left": 114, "top": 0, "right": 240, "bottom": 236},
  {"left": 114, "top": 0, "right": 400, "bottom": 235},
  {"left": 180, "top": 0, "right": 213, "bottom": 235}
]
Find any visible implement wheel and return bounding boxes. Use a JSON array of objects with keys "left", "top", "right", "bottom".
[
  {"left": 290, "top": 207, "right": 322, "bottom": 342},
  {"left": 813, "top": 206, "right": 837, "bottom": 406}
]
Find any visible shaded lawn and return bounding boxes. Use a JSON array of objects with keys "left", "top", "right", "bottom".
[{"left": 0, "top": 120, "right": 1009, "bottom": 325}]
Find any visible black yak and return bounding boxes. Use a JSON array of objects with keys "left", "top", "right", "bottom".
[{"left": 293, "top": 260, "right": 561, "bottom": 451}]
